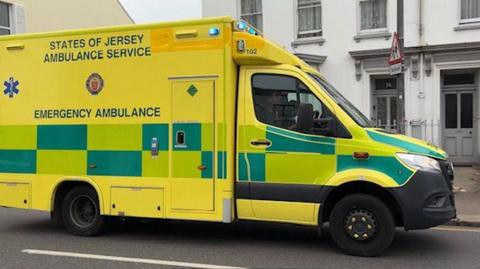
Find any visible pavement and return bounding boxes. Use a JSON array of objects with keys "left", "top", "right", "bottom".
[
  {"left": 448, "top": 166, "right": 480, "bottom": 227},
  {"left": 1, "top": 208, "right": 480, "bottom": 268}
]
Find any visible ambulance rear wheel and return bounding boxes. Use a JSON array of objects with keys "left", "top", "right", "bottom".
[
  {"left": 329, "top": 193, "right": 395, "bottom": 257},
  {"left": 61, "top": 186, "right": 105, "bottom": 236}
]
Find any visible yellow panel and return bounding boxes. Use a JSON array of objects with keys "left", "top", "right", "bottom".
[
  {"left": 241, "top": 199, "right": 318, "bottom": 225},
  {"left": 0, "top": 126, "right": 36, "bottom": 149},
  {"left": 151, "top": 23, "right": 229, "bottom": 53},
  {"left": 37, "top": 150, "right": 87, "bottom": 175},
  {"left": 110, "top": 187, "right": 164, "bottom": 218},
  {"left": 236, "top": 199, "right": 254, "bottom": 219},
  {"left": 0, "top": 182, "right": 30, "bottom": 209},
  {"left": 172, "top": 80, "right": 214, "bottom": 123},
  {"left": 171, "top": 179, "right": 214, "bottom": 211},
  {"left": 266, "top": 153, "right": 336, "bottom": 185}
]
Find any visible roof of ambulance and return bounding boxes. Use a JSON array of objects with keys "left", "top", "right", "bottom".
[{"left": 0, "top": 16, "right": 235, "bottom": 41}]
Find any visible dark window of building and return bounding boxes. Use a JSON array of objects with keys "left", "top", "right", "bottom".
[
  {"left": 0, "top": 2, "right": 10, "bottom": 35},
  {"left": 445, "top": 93, "right": 458, "bottom": 129},
  {"left": 241, "top": 0, "right": 263, "bottom": 31},
  {"left": 461, "top": 93, "right": 473, "bottom": 128},
  {"left": 443, "top": 73, "right": 475, "bottom": 86},
  {"left": 374, "top": 78, "right": 397, "bottom": 90}
]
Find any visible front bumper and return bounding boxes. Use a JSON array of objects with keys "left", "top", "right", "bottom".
[{"left": 389, "top": 164, "right": 456, "bottom": 230}]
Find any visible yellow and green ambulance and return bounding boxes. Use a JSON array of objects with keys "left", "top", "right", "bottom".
[{"left": 0, "top": 17, "right": 456, "bottom": 256}]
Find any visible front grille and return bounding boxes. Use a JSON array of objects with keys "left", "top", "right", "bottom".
[{"left": 439, "top": 160, "right": 454, "bottom": 191}]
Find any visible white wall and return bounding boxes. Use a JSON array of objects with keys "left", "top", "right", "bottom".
[
  {"left": 9, "top": 0, "right": 132, "bottom": 33},
  {"left": 404, "top": 0, "right": 421, "bottom": 47},
  {"left": 401, "top": 0, "right": 480, "bottom": 47},
  {"left": 202, "top": 0, "right": 236, "bottom": 19},
  {"left": 261, "top": 0, "right": 295, "bottom": 49},
  {"left": 423, "top": 0, "right": 480, "bottom": 45}
]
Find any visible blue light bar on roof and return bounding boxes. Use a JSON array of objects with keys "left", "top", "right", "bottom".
[
  {"left": 208, "top": 27, "right": 220, "bottom": 36},
  {"left": 237, "top": 21, "right": 247, "bottom": 31}
]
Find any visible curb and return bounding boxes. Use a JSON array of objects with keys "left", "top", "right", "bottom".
[{"left": 446, "top": 218, "right": 480, "bottom": 228}]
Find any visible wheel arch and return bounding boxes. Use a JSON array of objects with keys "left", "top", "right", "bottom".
[
  {"left": 50, "top": 178, "right": 105, "bottom": 222},
  {"left": 319, "top": 181, "right": 404, "bottom": 227}
]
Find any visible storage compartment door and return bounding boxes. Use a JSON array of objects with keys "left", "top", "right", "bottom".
[
  {"left": 110, "top": 187, "right": 164, "bottom": 218},
  {"left": 0, "top": 182, "right": 30, "bottom": 209}
]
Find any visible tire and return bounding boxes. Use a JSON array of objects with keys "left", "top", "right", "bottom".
[
  {"left": 329, "top": 194, "right": 395, "bottom": 257},
  {"left": 61, "top": 186, "right": 106, "bottom": 236}
]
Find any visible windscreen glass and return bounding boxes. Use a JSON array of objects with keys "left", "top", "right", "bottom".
[{"left": 309, "top": 73, "right": 373, "bottom": 128}]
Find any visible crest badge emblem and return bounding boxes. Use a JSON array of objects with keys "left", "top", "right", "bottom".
[
  {"left": 86, "top": 73, "right": 104, "bottom": 95},
  {"left": 3, "top": 77, "right": 20, "bottom": 98}
]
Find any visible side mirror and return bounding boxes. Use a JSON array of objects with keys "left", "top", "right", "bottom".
[
  {"left": 313, "top": 116, "right": 337, "bottom": 137},
  {"left": 297, "top": 103, "right": 314, "bottom": 131},
  {"left": 325, "top": 117, "right": 337, "bottom": 136}
]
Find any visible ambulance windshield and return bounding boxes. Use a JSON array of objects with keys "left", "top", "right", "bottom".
[{"left": 309, "top": 73, "right": 374, "bottom": 128}]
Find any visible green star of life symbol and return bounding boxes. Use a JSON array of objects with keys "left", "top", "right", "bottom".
[{"left": 187, "top": 85, "right": 198, "bottom": 97}]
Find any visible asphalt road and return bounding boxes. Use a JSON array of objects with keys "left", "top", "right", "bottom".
[{"left": 1, "top": 207, "right": 480, "bottom": 269}]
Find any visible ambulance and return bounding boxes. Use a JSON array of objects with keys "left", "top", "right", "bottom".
[{"left": 0, "top": 17, "right": 456, "bottom": 256}]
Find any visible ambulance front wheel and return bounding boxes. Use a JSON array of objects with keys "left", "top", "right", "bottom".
[
  {"left": 61, "top": 186, "right": 106, "bottom": 236},
  {"left": 329, "top": 193, "right": 395, "bottom": 257}
]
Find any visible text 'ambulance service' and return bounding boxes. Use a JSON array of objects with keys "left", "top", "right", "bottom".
[{"left": 0, "top": 17, "right": 456, "bottom": 256}]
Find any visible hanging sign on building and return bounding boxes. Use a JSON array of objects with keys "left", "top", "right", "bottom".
[{"left": 388, "top": 32, "right": 404, "bottom": 75}]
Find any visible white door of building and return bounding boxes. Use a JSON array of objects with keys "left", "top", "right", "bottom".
[
  {"left": 371, "top": 77, "right": 399, "bottom": 132},
  {"left": 374, "top": 94, "right": 398, "bottom": 132},
  {"left": 443, "top": 91, "right": 475, "bottom": 164},
  {"left": 441, "top": 71, "right": 477, "bottom": 164}
]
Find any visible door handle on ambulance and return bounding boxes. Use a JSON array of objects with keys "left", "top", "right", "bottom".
[
  {"left": 6, "top": 43, "right": 24, "bottom": 50},
  {"left": 250, "top": 139, "right": 271, "bottom": 147},
  {"left": 175, "top": 29, "right": 198, "bottom": 39}
]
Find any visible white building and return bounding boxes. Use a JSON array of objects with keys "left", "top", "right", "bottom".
[
  {"left": 0, "top": 0, "right": 132, "bottom": 34},
  {"left": 203, "top": 0, "right": 480, "bottom": 164}
]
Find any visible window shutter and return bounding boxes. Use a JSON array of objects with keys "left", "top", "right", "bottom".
[
  {"left": 12, "top": 4, "right": 26, "bottom": 34},
  {"left": 297, "top": 0, "right": 322, "bottom": 38},
  {"left": 461, "top": 0, "right": 480, "bottom": 20},
  {"left": 360, "top": 0, "right": 387, "bottom": 30}
]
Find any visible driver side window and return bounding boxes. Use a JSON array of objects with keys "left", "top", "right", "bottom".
[{"left": 251, "top": 73, "right": 338, "bottom": 137}]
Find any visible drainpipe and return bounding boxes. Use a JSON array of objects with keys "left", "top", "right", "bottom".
[
  {"left": 419, "top": 0, "right": 425, "bottom": 46},
  {"left": 419, "top": 53, "right": 426, "bottom": 139},
  {"left": 418, "top": 0, "right": 427, "bottom": 140},
  {"left": 397, "top": 0, "right": 405, "bottom": 134}
]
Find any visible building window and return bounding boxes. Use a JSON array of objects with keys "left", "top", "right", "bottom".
[
  {"left": 360, "top": 0, "right": 387, "bottom": 31},
  {"left": 443, "top": 73, "right": 475, "bottom": 86},
  {"left": 297, "top": 0, "right": 322, "bottom": 39},
  {"left": 0, "top": 2, "right": 11, "bottom": 35},
  {"left": 240, "top": 0, "right": 262, "bottom": 31},
  {"left": 461, "top": 0, "right": 480, "bottom": 23}
]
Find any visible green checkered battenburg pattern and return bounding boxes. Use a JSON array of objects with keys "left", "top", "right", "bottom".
[
  {"left": 238, "top": 125, "right": 414, "bottom": 185},
  {"left": 367, "top": 130, "right": 447, "bottom": 159},
  {"left": 0, "top": 123, "right": 227, "bottom": 179}
]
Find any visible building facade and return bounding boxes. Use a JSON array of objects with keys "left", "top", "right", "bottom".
[
  {"left": 203, "top": 0, "right": 480, "bottom": 164},
  {"left": 0, "top": 0, "right": 132, "bottom": 34}
]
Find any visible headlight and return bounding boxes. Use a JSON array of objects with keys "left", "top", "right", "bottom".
[{"left": 396, "top": 153, "right": 441, "bottom": 173}]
